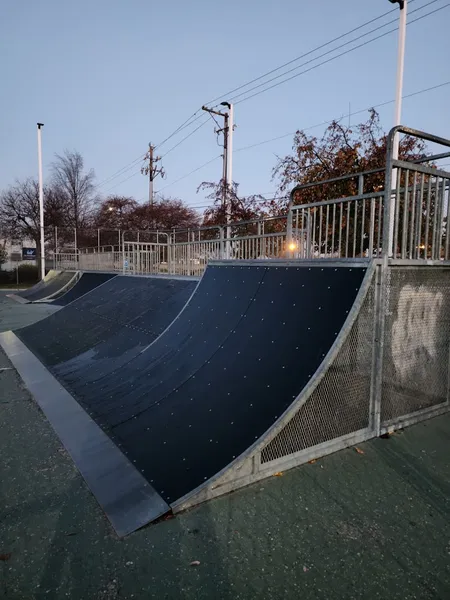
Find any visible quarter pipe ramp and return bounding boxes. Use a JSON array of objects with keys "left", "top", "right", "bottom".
[
  {"left": 4, "top": 263, "right": 369, "bottom": 534},
  {"left": 52, "top": 272, "right": 117, "bottom": 306},
  {"left": 8, "top": 270, "right": 78, "bottom": 303}
]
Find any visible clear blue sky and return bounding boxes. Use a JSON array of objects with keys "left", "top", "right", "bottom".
[{"left": 1, "top": 0, "right": 449, "bottom": 213}]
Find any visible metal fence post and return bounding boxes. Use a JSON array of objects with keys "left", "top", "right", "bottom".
[
  {"left": 286, "top": 200, "right": 293, "bottom": 257},
  {"left": 98, "top": 229, "right": 100, "bottom": 254},
  {"left": 368, "top": 263, "right": 384, "bottom": 436},
  {"left": 54, "top": 226, "right": 58, "bottom": 269},
  {"left": 166, "top": 234, "right": 171, "bottom": 275},
  {"left": 369, "top": 139, "right": 397, "bottom": 437},
  {"left": 219, "top": 227, "right": 225, "bottom": 260}
]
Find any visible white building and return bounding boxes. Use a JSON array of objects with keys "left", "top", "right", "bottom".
[{"left": 0, "top": 238, "right": 37, "bottom": 271}]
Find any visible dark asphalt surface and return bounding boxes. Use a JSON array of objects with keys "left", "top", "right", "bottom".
[{"left": 0, "top": 293, "right": 449, "bottom": 599}]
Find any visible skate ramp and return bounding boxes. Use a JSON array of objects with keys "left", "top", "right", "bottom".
[
  {"left": 52, "top": 272, "right": 117, "bottom": 306},
  {"left": 9, "top": 271, "right": 77, "bottom": 303}
]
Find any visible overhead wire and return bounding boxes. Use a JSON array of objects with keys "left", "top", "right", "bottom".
[
  {"left": 161, "top": 118, "right": 210, "bottom": 158},
  {"left": 232, "top": 1, "right": 449, "bottom": 105},
  {"left": 235, "top": 80, "right": 450, "bottom": 153},
  {"left": 94, "top": 1, "right": 447, "bottom": 197},
  {"left": 155, "top": 110, "right": 203, "bottom": 149},
  {"left": 156, "top": 155, "right": 222, "bottom": 193},
  {"left": 93, "top": 153, "right": 146, "bottom": 191},
  {"left": 204, "top": 3, "right": 411, "bottom": 106},
  {"left": 225, "top": 0, "right": 436, "bottom": 105},
  {"left": 109, "top": 77, "right": 450, "bottom": 198},
  {"left": 153, "top": 1, "right": 418, "bottom": 152},
  {"left": 103, "top": 169, "right": 142, "bottom": 194}
]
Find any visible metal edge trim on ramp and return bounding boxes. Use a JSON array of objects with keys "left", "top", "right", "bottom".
[
  {"left": 172, "top": 263, "right": 376, "bottom": 514},
  {"left": 0, "top": 331, "right": 169, "bottom": 537}
]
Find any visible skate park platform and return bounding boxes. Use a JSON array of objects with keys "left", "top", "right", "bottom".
[
  {"left": 1, "top": 126, "right": 449, "bottom": 540},
  {"left": 4, "top": 256, "right": 449, "bottom": 536}
]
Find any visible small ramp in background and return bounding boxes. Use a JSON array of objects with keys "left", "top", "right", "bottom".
[
  {"left": 6, "top": 262, "right": 369, "bottom": 535},
  {"left": 8, "top": 270, "right": 78, "bottom": 303},
  {"left": 52, "top": 272, "right": 117, "bottom": 306},
  {"left": 16, "top": 275, "right": 198, "bottom": 367}
]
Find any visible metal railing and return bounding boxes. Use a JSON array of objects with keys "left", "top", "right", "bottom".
[
  {"left": 287, "top": 193, "right": 384, "bottom": 259},
  {"left": 52, "top": 126, "right": 450, "bottom": 276},
  {"left": 389, "top": 162, "right": 449, "bottom": 260},
  {"left": 55, "top": 252, "right": 79, "bottom": 271},
  {"left": 384, "top": 127, "right": 450, "bottom": 261}
]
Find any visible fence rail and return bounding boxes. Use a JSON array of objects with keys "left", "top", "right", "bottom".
[{"left": 50, "top": 126, "right": 450, "bottom": 276}]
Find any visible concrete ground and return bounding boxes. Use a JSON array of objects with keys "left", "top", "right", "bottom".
[
  {"left": 0, "top": 295, "right": 449, "bottom": 599},
  {"left": 0, "top": 292, "right": 59, "bottom": 333}
]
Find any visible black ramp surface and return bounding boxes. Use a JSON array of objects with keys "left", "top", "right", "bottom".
[
  {"left": 71, "top": 265, "right": 266, "bottom": 419},
  {"left": 17, "top": 276, "right": 196, "bottom": 368},
  {"left": 54, "top": 277, "right": 197, "bottom": 384},
  {"left": 53, "top": 272, "right": 116, "bottom": 306},
  {"left": 59, "top": 264, "right": 365, "bottom": 505},
  {"left": 15, "top": 271, "right": 76, "bottom": 302}
]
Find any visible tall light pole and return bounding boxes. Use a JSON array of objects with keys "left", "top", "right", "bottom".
[
  {"left": 37, "top": 123, "right": 45, "bottom": 280},
  {"left": 221, "top": 101, "right": 234, "bottom": 255},
  {"left": 391, "top": 0, "right": 407, "bottom": 160},
  {"left": 388, "top": 0, "right": 408, "bottom": 256}
]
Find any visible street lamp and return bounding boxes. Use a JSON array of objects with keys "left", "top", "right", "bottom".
[
  {"left": 37, "top": 123, "right": 45, "bottom": 280},
  {"left": 389, "top": 0, "right": 407, "bottom": 159},
  {"left": 387, "top": 0, "right": 408, "bottom": 257}
]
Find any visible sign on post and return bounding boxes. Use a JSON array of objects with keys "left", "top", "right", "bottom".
[{"left": 22, "top": 248, "right": 37, "bottom": 261}]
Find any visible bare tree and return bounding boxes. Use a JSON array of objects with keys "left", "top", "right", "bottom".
[
  {"left": 198, "top": 180, "right": 265, "bottom": 230},
  {"left": 0, "top": 179, "right": 67, "bottom": 257},
  {"left": 0, "top": 241, "right": 7, "bottom": 269},
  {"left": 51, "top": 150, "right": 97, "bottom": 229}
]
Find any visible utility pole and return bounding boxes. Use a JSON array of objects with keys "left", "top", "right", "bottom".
[
  {"left": 388, "top": 0, "right": 407, "bottom": 257},
  {"left": 202, "top": 101, "right": 234, "bottom": 258},
  {"left": 141, "top": 143, "right": 165, "bottom": 206},
  {"left": 37, "top": 123, "right": 45, "bottom": 280}
]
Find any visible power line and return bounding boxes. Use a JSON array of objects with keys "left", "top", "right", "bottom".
[
  {"left": 233, "top": 2, "right": 449, "bottom": 105},
  {"left": 93, "top": 153, "right": 146, "bottom": 191},
  {"left": 227, "top": 0, "right": 436, "bottom": 105},
  {"left": 157, "top": 155, "right": 222, "bottom": 193},
  {"left": 144, "top": 1, "right": 437, "bottom": 172},
  {"left": 155, "top": 110, "right": 203, "bottom": 149},
  {"left": 204, "top": 4, "right": 408, "bottom": 107},
  {"left": 93, "top": 2, "right": 446, "bottom": 197},
  {"left": 153, "top": 2, "right": 417, "bottom": 154},
  {"left": 99, "top": 120, "right": 211, "bottom": 195},
  {"left": 155, "top": 79, "right": 450, "bottom": 197},
  {"left": 235, "top": 80, "right": 450, "bottom": 153},
  {"left": 117, "top": 78, "right": 449, "bottom": 199},
  {"left": 103, "top": 168, "right": 141, "bottom": 193},
  {"left": 161, "top": 118, "right": 210, "bottom": 158}
]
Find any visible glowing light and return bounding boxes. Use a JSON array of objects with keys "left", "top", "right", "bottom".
[{"left": 288, "top": 243, "right": 297, "bottom": 251}]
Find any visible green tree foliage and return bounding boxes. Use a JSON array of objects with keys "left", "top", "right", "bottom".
[
  {"left": 271, "top": 110, "right": 431, "bottom": 256},
  {"left": 272, "top": 110, "right": 426, "bottom": 203}
]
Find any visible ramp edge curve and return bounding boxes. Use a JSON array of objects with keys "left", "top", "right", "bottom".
[{"left": 172, "top": 263, "right": 376, "bottom": 514}]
